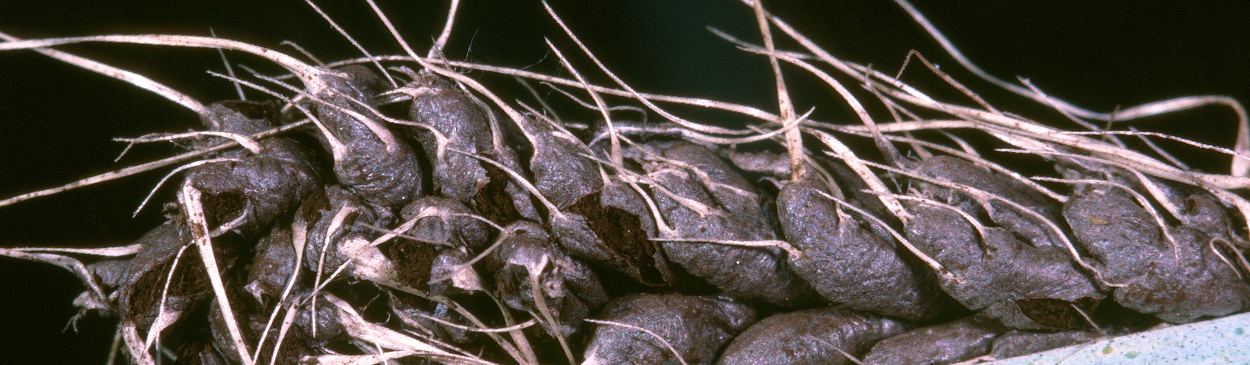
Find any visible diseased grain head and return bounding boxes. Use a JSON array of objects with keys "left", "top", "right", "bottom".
[{"left": 1, "top": 1, "right": 1248, "bottom": 364}]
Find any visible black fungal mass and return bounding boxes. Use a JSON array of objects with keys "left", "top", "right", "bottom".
[
  {"left": 989, "top": 329, "right": 1102, "bottom": 359},
  {"left": 914, "top": 156, "right": 1061, "bottom": 247},
  {"left": 641, "top": 141, "right": 818, "bottom": 307},
  {"left": 188, "top": 100, "right": 321, "bottom": 237},
  {"left": 862, "top": 314, "right": 1007, "bottom": 365},
  {"left": 400, "top": 196, "right": 491, "bottom": 251},
  {"left": 583, "top": 293, "right": 757, "bottom": 365},
  {"left": 778, "top": 177, "right": 952, "bottom": 320},
  {"left": 905, "top": 156, "right": 1104, "bottom": 329},
  {"left": 315, "top": 66, "right": 424, "bottom": 209},
  {"left": 488, "top": 221, "right": 609, "bottom": 337},
  {"left": 408, "top": 72, "right": 494, "bottom": 203},
  {"left": 299, "top": 185, "right": 383, "bottom": 277},
  {"left": 555, "top": 188, "right": 671, "bottom": 287},
  {"left": 113, "top": 221, "right": 206, "bottom": 334},
  {"left": 1064, "top": 184, "right": 1250, "bottom": 323},
  {"left": 717, "top": 308, "right": 908, "bottom": 365},
  {"left": 906, "top": 204, "right": 1103, "bottom": 329},
  {"left": 513, "top": 115, "right": 603, "bottom": 209}
]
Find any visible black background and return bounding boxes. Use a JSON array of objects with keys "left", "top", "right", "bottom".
[{"left": 0, "top": 1, "right": 1247, "bottom": 363}]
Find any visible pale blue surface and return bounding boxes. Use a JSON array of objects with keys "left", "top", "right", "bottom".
[{"left": 986, "top": 312, "right": 1249, "bottom": 365}]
